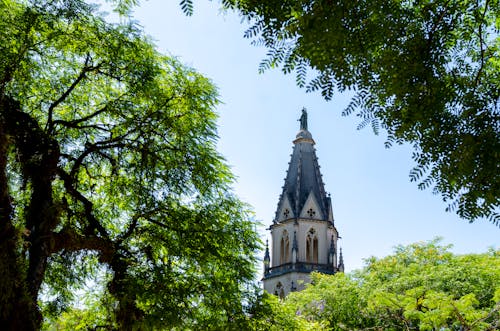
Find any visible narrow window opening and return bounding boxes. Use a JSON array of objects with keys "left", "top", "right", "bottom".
[
  {"left": 280, "top": 230, "right": 289, "bottom": 264},
  {"left": 306, "top": 228, "right": 318, "bottom": 263},
  {"left": 313, "top": 237, "right": 318, "bottom": 263}
]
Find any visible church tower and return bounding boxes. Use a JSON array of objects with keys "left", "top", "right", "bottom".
[{"left": 263, "top": 109, "right": 344, "bottom": 297}]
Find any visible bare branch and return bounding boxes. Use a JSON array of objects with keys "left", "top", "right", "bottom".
[
  {"left": 470, "top": 300, "right": 500, "bottom": 329},
  {"left": 46, "top": 53, "right": 103, "bottom": 132},
  {"left": 426, "top": 1, "right": 451, "bottom": 49},
  {"left": 474, "top": 0, "right": 490, "bottom": 87},
  {"left": 119, "top": 218, "right": 139, "bottom": 242},
  {"left": 52, "top": 104, "right": 110, "bottom": 128},
  {"left": 52, "top": 93, "right": 127, "bottom": 130},
  {"left": 69, "top": 136, "right": 130, "bottom": 179}
]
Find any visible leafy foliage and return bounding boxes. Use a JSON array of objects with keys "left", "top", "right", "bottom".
[
  {"left": 223, "top": 0, "right": 500, "bottom": 225},
  {"left": 258, "top": 240, "right": 500, "bottom": 330},
  {"left": 247, "top": 291, "right": 326, "bottom": 330},
  {"left": 180, "top": 0, "right": 194, "bottom": 16},
  {"left": 0, "top": 0, "right": 259, "bottom": 329}
]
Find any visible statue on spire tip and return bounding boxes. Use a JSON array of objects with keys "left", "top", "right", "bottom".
[{"left": 299, "top": 107, "right": 308, "bottom": 131}]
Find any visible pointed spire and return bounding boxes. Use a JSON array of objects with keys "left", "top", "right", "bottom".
[
  {"left": 328, "top": 235, "right": 336, "bottom": 265},
  {"left": 274, "top": 109, "right": 331, "bottom": 223},
  {"left": 338, "top": 247, "right": 345, "bottom": 272},
  {"left": 329, "top": 235, "right": 335, "bottom": 254},
  {"left": 264, "top": 239, "right": 270, "bottom": 275}
]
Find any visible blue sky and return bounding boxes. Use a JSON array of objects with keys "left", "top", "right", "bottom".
[{"left": 111, "top": 0, "right": 497, "bottom": 271}]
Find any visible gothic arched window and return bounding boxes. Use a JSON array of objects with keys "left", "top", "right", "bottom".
[
  {"left": 306, "top": 228, "right": 318, "bottom": 264},
  {"left": 280, "top": 230, "right": 290, "bottom": 264}
]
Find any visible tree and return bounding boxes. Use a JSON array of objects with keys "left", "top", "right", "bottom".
[
  {"left": 246, "top": 290, "right": 325, "bottom": 330},
  {"left": 265, "top": 240, "right": 500, "bottom": 330},
  {"left": 0, "top": 1, "right": 259, "bottom": 329},
  {"left": 206, "top": 0, "right": 500, "bottom": 225}
]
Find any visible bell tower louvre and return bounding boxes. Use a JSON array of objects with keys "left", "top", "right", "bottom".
[{"left": 263, "top": 109, "right": 344, "bottom": 297}]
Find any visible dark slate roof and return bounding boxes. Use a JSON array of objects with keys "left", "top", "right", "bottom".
[{"left": 274, "top": 113, "right": 330, "bottom": 223}]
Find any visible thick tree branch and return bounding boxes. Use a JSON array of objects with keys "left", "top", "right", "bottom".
[
  {"left": 0, "top": 102, "right": 13, "bottom": 235},
  {"left": 50, "top": 227, "right": 115, "bottom": 263},
  {"left": 57, "top": 168, "right": 110, "bottom": 240},
  {"left": 1, "top": 96, "right": 62, "bottom": 325}
]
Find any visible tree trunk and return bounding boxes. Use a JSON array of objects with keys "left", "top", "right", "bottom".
[
  {"left": 109, "top": 254, "right": 144, "bottom": 330},
  {"left": 0, "top": 99, "right": 39, "bottom": 330}
]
